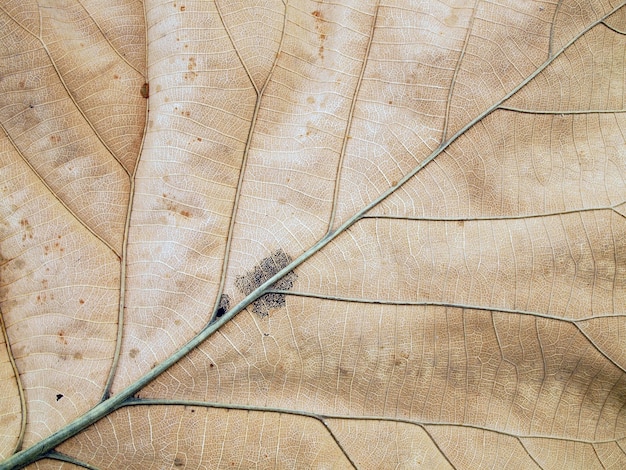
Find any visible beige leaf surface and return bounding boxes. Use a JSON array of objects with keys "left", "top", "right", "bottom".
[{"left": 1, "top": 0, "right": 626, "bottom": 468}]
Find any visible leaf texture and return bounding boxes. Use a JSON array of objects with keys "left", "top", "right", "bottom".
[{"left": 1, "top": 0, "right": 626, "bottom": 468}]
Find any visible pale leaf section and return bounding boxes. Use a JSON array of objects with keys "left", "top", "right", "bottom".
[
  {"left": 0, "top": 134, "right": 119, "bottom": 446},
  {"left": 216, "top": 0, "right": 285, "bottom": 90},
  {"left": 145, "top": 301, "right": 626, "bottom": 441},
  {"left": 604, "top": 4, "right": 626, "bottom": 32},
  {"left": 425, "top": 426, "right": 541, "bottom": 469},
  {"left": 113, "top": 0, "right": 257, "bottom": 390},
  {"left": 577, "top": 317, "right": 626, "bottom": 371},
  {"left": 326, "top": 419, "right": 454, "bottom": 469},
  {"left": 521, "top": 437, "right": 626, "bottom": 469},
  {"left": 506, "top": 23, "right": 626, "bottom": 111},
  {"left": 550, "top": 0, "right": 625, "bottom": 53},
  {"left": 80, "top": 0, "right": 147, "bottom": 74},
  {"left": 0, "top": 322, "right": 20, "bottom": 459},
  {"left": 57, "top": 406, "right": 354, "bottom": 469},
  {"left": 222, "top": 0, "right": 379, "bottom": 294},
  {"left": 332, "top": 0, "right": 474, "bottom": 229},
  {"left": 374, "top": 112, "right": 626, "bottom": 219},
  {"left": 296, "top": 213, "right": 625, "bottom": 319},
  {"left": 445, "top": 0, "right": 554, "bottom": 138},
  {"left": 0, "top": 7, "right": 132, "bottom": 252},
  {"left": 37, "top": 0, "right": 146, "bottom": 173}
]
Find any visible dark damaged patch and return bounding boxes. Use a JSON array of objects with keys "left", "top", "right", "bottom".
[
  {"left": 235, "top": 249, "right": 297, "bottom": 317},
  {"left": 140, "top": 82, "right": 149, "bottom": 98},
  {"left": 216, "top": 294, "right": 230, "bottom": 318}
]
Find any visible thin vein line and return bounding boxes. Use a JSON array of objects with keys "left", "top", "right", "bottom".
[
  {"left": 267, "top": 290, "right": 626, "bottom": 323},
  {"left": 0, "top": 308, "right": 26, "bottom": 454},
  {"left": 328, "top": 1, "right": 380, "bottom": 232},
  {"left": 122, "top": 399, "right": 626, "bottom": 445},
  {"left": 499, "top": 105, "right": 626, "bottom": 114},
  {"left": 210, "top": 1, "right": 288, "bottom": 322}
]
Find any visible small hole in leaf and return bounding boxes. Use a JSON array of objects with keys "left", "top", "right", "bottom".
[{"left": 216, "top": 294, "right": 230, "bottom": 318}]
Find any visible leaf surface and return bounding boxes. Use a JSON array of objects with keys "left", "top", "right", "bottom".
[{"left": 1, "top": 0, "right": 626, "bottom": 468}]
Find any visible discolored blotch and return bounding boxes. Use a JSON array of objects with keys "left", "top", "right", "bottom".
[
  {"left": 216, "top": 294, "right": 230, "bottom": 318},
  {"left": 235, "top": 249, "right": 297, "bottom": 317},
  {"left": 174, "top": 456, "right": 185, "bottom": 466},
  {"left": 140, "top": 82, "right": 149, "bottom": 98},
  {"left": 129, "top": 348, "right": 140, "bottom": 358}
]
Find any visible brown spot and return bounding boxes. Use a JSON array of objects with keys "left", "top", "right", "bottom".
[
  {"left": 179, "top": 5, "right": 185, "bottom": 11},
  {"left": 307, "top": 96, "right": 315, "bottom": 104},
  {"left": 57, "top": 331, "right": 68, "bottom": 345},
  {"left": 278, "top": 197, "right": 286, "bottom": 205},
  {"left": 140, "top": 82, "right": 149, "bottom": 98},
  {"left": 388, "top": 100, "right": 393, "bottom": 105},
  {"left": 174, "top": 319, "right": 181, "bottom": 326},
  {"left": 312, "top": 9, "right": 327, "bottom": 60},
  {"left": 209, "top": 363, "right": 214, "bottom": 368},
  {"left": 79, "top": 299, "right": 85, "bottom": 304},
  {"left": 18, "top": 80, "right": 25, "bottom": 89},
  {"left": 113, "top": 74, "right": 120, "bottom": 79},
  {"left": 49, "top": 135, "right": 61, "bottom": 144},
  {"left": 457, "top": 220, "right": 465, "bottom": 227},
  {"left": 129, "top": 348, "right": 140, "bottom": 359},
  {"left": 182, "top": 110, "right": 190, "bottom": 117},
  {"left": 196, "top": 137, "right": 202, "bottom": 141},
  {"left": 174, "top": 456, "right": 185, "bottom": 467},
  {"left": 188, "top": 57, "right": 196, "bottom": 70},
  {"left": 73, "top": 352, "right": 83, "bottom": 360}
]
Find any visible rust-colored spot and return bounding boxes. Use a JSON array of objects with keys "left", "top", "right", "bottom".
[
  {"left": 188, "top": 57, "right": 196, "bottom": 70},
  {"left": 180, "top": 5, "right": 185, "bottom": 11},
  {"left": 79, "top": 299, "right": 85, "bottom": 304},
  {"left": 19, "top": 219, "right": 29, "bottom": 227},
  {"left": 312, "top": 10, "right": 321, "bottom": 17},
  {"left": 180, "top": 210, "right": 190, "bottom": 217},
  {"left": 140, "top": 82, "right": 149, "bottom": 98},
  {"left": 209, "top": 363, "right": 214, "bottom": 368},
  {"left": 73, "top": 352, "right": 83, "bottom": 360},
  {"left": 196, "top": 137, "right": 202, "bottom": 142},
  {"left": 113, "top": 74, "right": 120, "bottom": 79},
  {"left": 57, "top": 331, "right": 68, "bottom": 345},
  {"left": 49, "top": 135, "right": 61, "bottom": 144}
]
